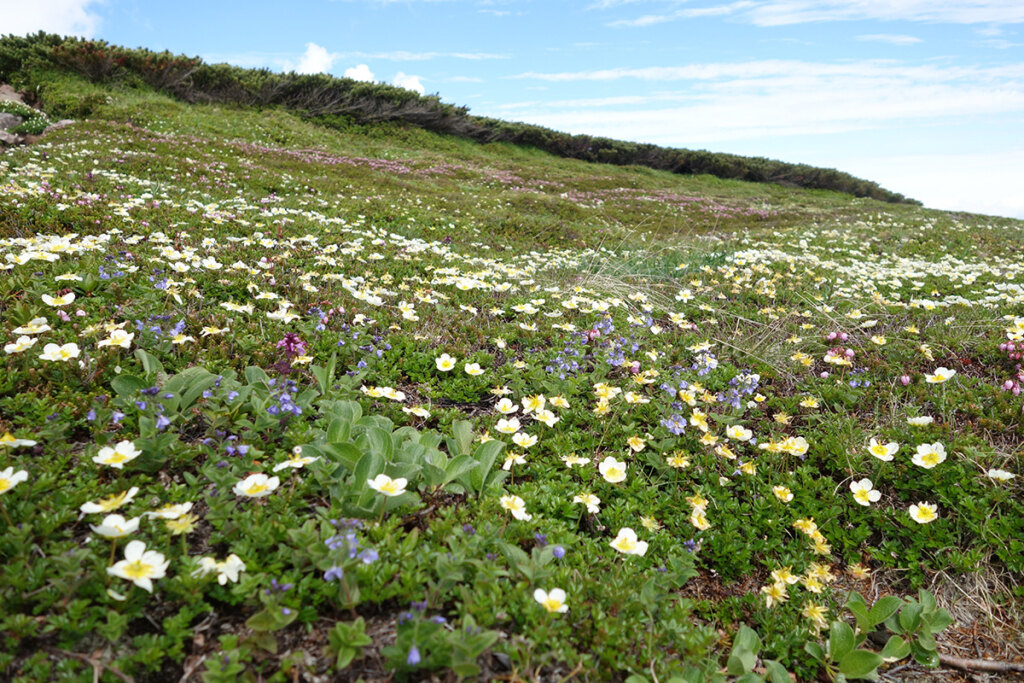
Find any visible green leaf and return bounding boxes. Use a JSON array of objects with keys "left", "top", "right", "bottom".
[
  {"left": 733, "top": 625, "right": 762, "bottom": 656},
  {"left": 830, "top": 621, "right": 856, "bottom": 661},
  {"left": 111, "top": 374, "right": 147, "bottom": 397},
  {"left": 898, "top": 603, "right": 922, "bottom": 633},
  {"left": 879, "top": 635, "right": 910, "bottom": 662},
  {"left": 924, "top": 610, "right": 953, "bottom": 635},
  {"left": 838, "top": 650, "right": 883, "bottom": 679},
  {"left": 442, "top": 454, "right": 477, "bottom": 485},
  {"left": 245, "top": 607, "right": 296, "bottom": 632},
  {"left": 134, "top": 348, "right": 164, "bottom": 378},
  {"left": 451, "top": 419, "right": 474, "bottom": 456},
  {"left": 867, "top": 596, "right": 904, "bottom": 627},
  {"left": 763, "top": 660, "right": 792, "bottom": 683},
  {"left": 805, "top": 641, "right": 825, "bottom": 662},
  {"left": 327, "top": 418, "right": 351, "bottom": 444}
]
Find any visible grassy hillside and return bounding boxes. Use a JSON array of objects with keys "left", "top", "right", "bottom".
[
  {"left": 0, "top": 33, "right": 919, "bottom": 205},
  {"left": 0, "top": 68, "right": 1022, "bottom": 682}
]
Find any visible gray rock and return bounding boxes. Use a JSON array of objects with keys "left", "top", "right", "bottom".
[
  {"left": 0, "top": 112, "right": 23, "bottom": 131},
  {"left": 0, "top": 130, "right": 20, "bottom": 145},
  {"left": 43, "top": 119, "right": 75, "bottom": 134}
]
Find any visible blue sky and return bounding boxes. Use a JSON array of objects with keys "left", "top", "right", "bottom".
[{"left": 10, "top": 0, "right": 1024, "bottom": 217}]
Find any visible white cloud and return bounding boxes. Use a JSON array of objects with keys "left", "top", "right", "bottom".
[
  {"left": 4, "top": 0, "right": 103, "bottom": 37},
  {"left": 500, "top": 60, "right": 1024, "bottom": 148},
  {"left": 840, "top": 150, "right": 1024, "bottom": 218},
  {"left": 344, "top": 64, "right": 375, "bottom": 82},
  {"left": 857, "top": 33, "right": 923, "bottom": 45},
  {"left": 511, "top": 60, "right": 1024, "bottom": 83},
  {"left": 294, "top": 43, "right": 337, "bottom": 75},
  {"left": 608, "top": 2, "right": 755, "bottom": 27},
  {"left": 392, "top": 72, "right": 426, "bottom": 94},
  {"left": 344, "top": 50, "right": 507, "bottom": 61},
  {"left": 745, "top": 0, "right": 1024, "bottom": 26},
  {"left": 601, "top": 0, "right": 1024, "bottom": 27}
]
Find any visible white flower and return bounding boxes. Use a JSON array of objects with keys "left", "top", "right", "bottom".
[
  {"left": 233, "top": 473, "right": 280, "bottom": 498},
  {"left": 464, "top": 362, "right": 484, "bottom": 376},
  {"left": 93, "top": 440, "right": 142, "bottom": 469},
  {"left": 4, "top": 336, "right": 37, "bottom": 354},
  {"left": 500, "top": 494, "right": 532, "bottom": 521},
  {"left": 726, "top": 425, "right": 753, "bottom": 441},
  {"left": 0, "top": 432, "right": 36, "bottom": 449},
  {"left": 145, "top": 502, "right": 194, "bottom": 520},
  {"left": 495, "top": 417, "right": 521, "bottom": 434},
  {"left": 912, "top": 442, "right": 947, "bottom": 469},
  {"left": 193, "top": 554, "right": 246, "bottom": 585},
  {"left": 107, "top": 540, "right": 169, "bottom": 592},
  {"left": 849, "top": 478, "right": 881, "bottom": 506},
  {"left": 906, "top": 416, "right": 934, "bottom": 426},
  {"left": 80, "top": 487, "right": 139, "bottom": 514},
  {"left": 924, "top": 367, "right": 956, "bottom": 384},
  {"left": 38, "top": 342, "right": 81, "bottom": 362},
  {"left": 90, "top": 514, "right": 141, "bottom": 538},
  {"left": 572, "top": 492, "right": 600, "bottom": 513},
  {"left": 42, "top": 292, "right": 75, "bottom": 307},
  {"left": 0, "top": 466, "right": 29, "bottom": 495},
  {"left": 367, "top": 473, "right": 407, "bottom": 497},
  {"left": 494, "top": 398, "right": 518, "bottom": 415},
  {"left": 599, "top": 456, "right": 627, "bottom": 483},
  {"left": 908, "top": 502, "right": 938, "bottom": 524},
  {"left": 986, "top": 468, "right": 1015, "bottom": 481},
  {"left": 435, "top": 353, "right": 457, "bottom": 371},
  {"left": 97, "top": 329, "right": 135, "bottom": 349},
  {"left": 610, "top": 527, "right": 648, "bottom": 556},
  {"left": 12, "top": 317, "right": 51, "bottom": 335},
  {"left": 867, "top": 438, "right": 899, "bottom": 462},
  {"left": 512, "top": 432, "right": 538, "bottom": 449},
  {"left": 534, "top": 588, "right": 569, "bottom": 613}
]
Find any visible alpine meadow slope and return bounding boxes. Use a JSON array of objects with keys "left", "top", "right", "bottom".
[{"left": 1, "top": 33, "right": 1023, "bottom": 683}]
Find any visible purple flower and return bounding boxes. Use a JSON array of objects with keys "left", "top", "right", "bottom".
[
  {"left": 406, "top": 645, "right": 421, "bottom": 666},
  {"left": 324, "top": 566, "right": 344, "bottom": 581},
  {"left": 552, "top": 545, "right": 565, "bottom": 559}
]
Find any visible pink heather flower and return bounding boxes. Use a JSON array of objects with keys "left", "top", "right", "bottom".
[
  {"left": 900, "top": 375, "right": 911, "bottom": 386},
  {"left": 276, "top": 333, "right": 307, "bottom": 357}
]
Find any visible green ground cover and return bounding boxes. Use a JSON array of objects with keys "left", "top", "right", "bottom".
[{"left": 0, "top": 79, "right": 1022, "bottom": 681}]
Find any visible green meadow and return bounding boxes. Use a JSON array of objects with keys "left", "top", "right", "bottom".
[{"left": 1, "top": 47, "right": 1023, "bottom": 682}]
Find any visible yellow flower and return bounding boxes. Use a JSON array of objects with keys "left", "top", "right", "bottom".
[
  {"left": 666, "top": 452, "right": 691, "bottom": 469},
  {"left": 772, "top": 485, "right": 794, "bottom": 503},
  {"left": 166, "top": 514, "right": 198, "bottom": 535},
  {"left": 802, "top": 602, "right": 829, "bottom": 630},
  {"left": 80, "top": 486, "right": 139, "bottom": 514},
  {"left": 760, "top": 582, "right": 788, "bottom": 608},
  {"left": 626, "top": 435, "right": 646, "bottom": 452},
  {"left": 640, "top": 515, "right": 662, "bottom": 531}
]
